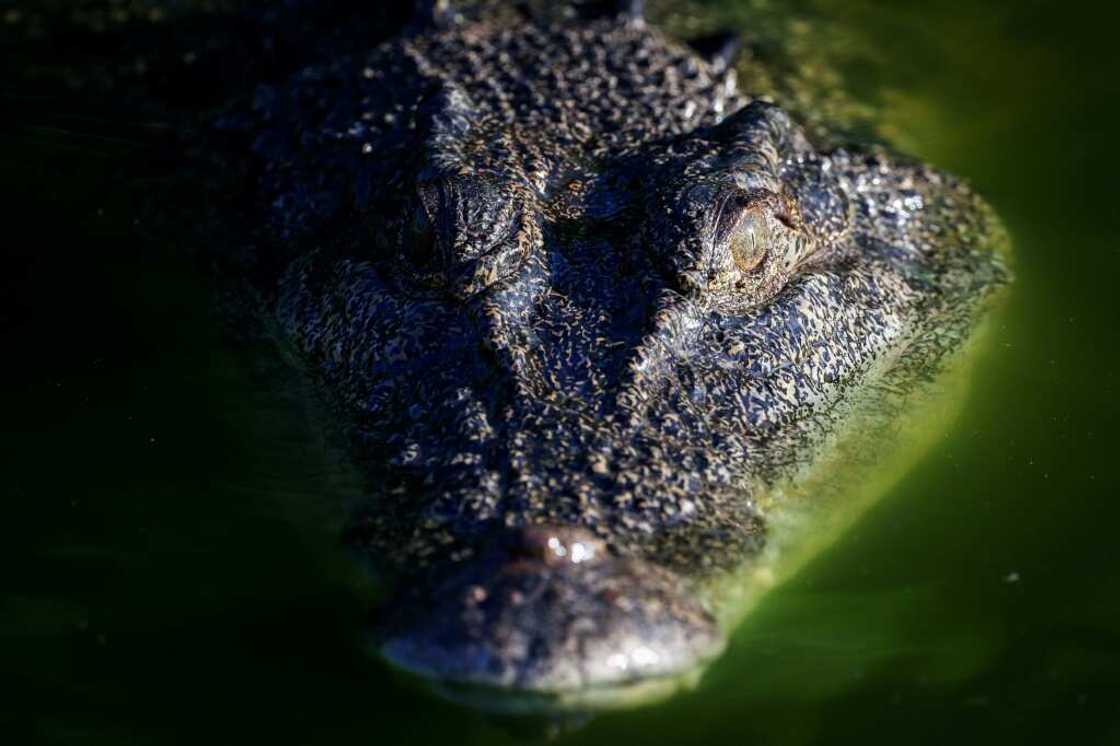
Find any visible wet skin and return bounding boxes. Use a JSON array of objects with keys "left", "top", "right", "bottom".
[{"left": 232, "top": 0, "right": 1009, "bottom": 712}]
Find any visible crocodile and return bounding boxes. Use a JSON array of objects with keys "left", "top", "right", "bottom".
[{"left": 205, "top": 0, "right": 1009, "bottom": 714}]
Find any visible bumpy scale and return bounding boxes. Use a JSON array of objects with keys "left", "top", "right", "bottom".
[{"left": 236, "top": 0, "right": 1009, "bottom": 709}]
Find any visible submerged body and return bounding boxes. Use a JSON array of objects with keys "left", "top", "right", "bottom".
[{"left": 234, "top": 0, "right": 1008, "bottom": 712}]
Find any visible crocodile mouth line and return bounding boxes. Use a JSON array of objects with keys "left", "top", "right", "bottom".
[{"left": 390, "top": 653, "right": 719, "bottom": 715}]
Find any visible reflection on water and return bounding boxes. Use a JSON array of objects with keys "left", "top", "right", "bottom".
[{"left": 3, "top": 1, "right": 1119, "bottom": 743}]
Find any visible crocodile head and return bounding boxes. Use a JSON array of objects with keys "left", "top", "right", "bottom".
[{"left": 250, "top": 1, "right": 1007, "bottom": 713}]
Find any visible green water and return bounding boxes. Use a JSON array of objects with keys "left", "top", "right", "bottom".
[{"left": 3, "top": 1, "right": 1118, "bottom": 743}]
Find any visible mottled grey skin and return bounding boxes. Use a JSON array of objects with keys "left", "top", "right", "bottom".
[{"left": 240, "top": 1, "right": 1007, "bottom": 707}]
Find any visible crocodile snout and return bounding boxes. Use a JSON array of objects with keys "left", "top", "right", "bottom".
[{"left": 376, "top": 526, "right": 725, "bottom": 711}]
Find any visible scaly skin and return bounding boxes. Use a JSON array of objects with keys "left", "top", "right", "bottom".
[{"left": 223, "top": 1, "right": 1010, "bottom": 710}]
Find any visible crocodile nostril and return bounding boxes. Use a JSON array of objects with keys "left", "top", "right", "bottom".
[
  {"left": 376, "top": 525, "right": 725, "bottom": 701},
  {"left": 508, "top": 525, "right": 606, "bottom": 566}
]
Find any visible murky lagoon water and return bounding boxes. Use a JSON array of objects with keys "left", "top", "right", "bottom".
[{"left": 3, "top": 1, "right": 1119, "bottom": 743}]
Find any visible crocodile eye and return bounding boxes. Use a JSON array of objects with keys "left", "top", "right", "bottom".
[
  {"left": 729, "top": 211, "right": 769, "bottom": 273},
  {"left": 398, "top": 176, "right": 536, "bottom": 298}
]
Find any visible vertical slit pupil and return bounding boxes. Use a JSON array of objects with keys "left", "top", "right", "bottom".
[{"left": 730, "top": 212, "right": 769, "bottom": 273}]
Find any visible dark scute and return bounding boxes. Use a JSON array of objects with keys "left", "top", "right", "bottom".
[
  {"left": 572, "top": 0, "right": 644, "bottom": 22},
  {"left": 686, "top": 30, "right": 743, "bottom": 74},
  {"left": 412, "top": 0, "right": 455, "bottom": 29}
]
